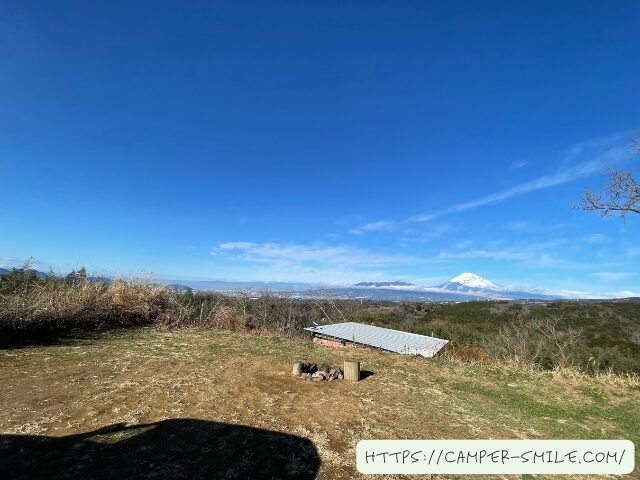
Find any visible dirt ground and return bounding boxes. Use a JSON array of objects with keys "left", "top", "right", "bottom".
[{"left": 0, "top": 327, "right": 638, "bottom": 479}]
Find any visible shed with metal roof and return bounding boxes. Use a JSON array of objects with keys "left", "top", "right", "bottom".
[{"left": 303, "top": 322, "right": 448, "bottom": 358}]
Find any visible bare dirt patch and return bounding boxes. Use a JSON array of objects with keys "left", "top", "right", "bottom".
[{"left": 1, "top": 328, "right": 638, "bottom": 479}]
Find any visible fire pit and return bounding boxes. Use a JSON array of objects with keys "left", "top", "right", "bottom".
[
  {"left": 292, "top": 360, "right": 360, "bottom": 382},
  {"left": 292, "top": 362, "right": 343, "bottom": 381}
]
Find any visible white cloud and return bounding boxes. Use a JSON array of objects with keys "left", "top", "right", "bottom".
[
  {"left": 0, "top": 256, "right": 46, "bottom": 266},
  {"left": 209, "top": 263, "right": 391, "bottom": 285},
  {"left": 355, "top": 132, "right": 632, "bottom": 229},
  {"left": 505, "top": 220, "right": 566, "bottom": 234},
  {"left": 626, "top": 247, "right": 640, "bottom": 258},
  {"left": 211, "top": 241, "right": 427, "bottom": 284},
  {"left": 591, "top": 272, "right": 635, "bottom": 281},
  {"left": 437, "top": 237, "right": 631, "bottom": 271},
  {"left": 583, "top": 234, "right": 610, "bottom": 244},
  {"left": 438, "top": 239, "right": 569, "bottom": 267},
  {"left": 348, "top": 220, "right": 396, "bottom": 235},
  {"left": 215, "top": 241, "right": 420, "bottom": 267},
  {"left": 510, "top": 160, "right": 528, "bottom": 169},
  {"left": 506, "top": 221, "right": 534, "bottom": 232},
  {"left": 0, "top": 256, "right": 23, "bottom": 263},
  {"left": 531, "top": 287, "right": 640, "bottom": 300},
  {"left": 412, "top": 141, "right": 628, "bottom": 222},
  {"left": 609, "top": 290, "right": 640, "bottom": 298},
  {"left": 208, "top": 240, "right": 638, "bottom": 295},
  {"left": 398, "top": 224, "right": 457, "bottom": 244}
]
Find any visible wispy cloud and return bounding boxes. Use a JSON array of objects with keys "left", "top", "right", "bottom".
[
  {"left": 609, "top": 290, "right": 640, "bottom": 298},
  {"left": 505, "top": 220, "right": 566, "bottom": 234},
  {"left": 0, "top": 256, "right": 46, "bottom": 267},
  {"left": 437, "top": 234, "right": 631, "bottom": 271},
  {"left": 211, "top": 241, "right": 424, "bottom": 284},
  {"left": 626, "top": 247, "right": 640, "bottom": 258},
  {"left": 348, "top": 220, "right": 396, "bottom": 235},
  {"left": 528, "top": 287, "right": 640, "bottom": 300},
  {"left": 435, "top": 238, "right": 600, "bottom": 269},
  {"left": 510, "top": 160, "right": 528, "bottom": 169},
  {"left": 583, "top": 234, "right": 610, "bottom": 244},
  {"left": 411, "top": 139, "right": 629, "bottom": 222},
  {"left": 506, "top": 221, "right": 535, "bottom": 232},
  {"left": 398, "top": 224, "right": 457, "bottom": 245},
  {"left": 1, "top": 255, "right": 25, "bottom": 263},
  {"left": 349, "top": 132, "right": 632, "bottom": 232},
  {"left": 591, "top": 272, "right": 635, "bottom": 282},
  {"left": 439, "top": 240, "right": 566, "bottom": 267},
  {"left": 215, "top": 242, "right": 420, "bottom": 267}
]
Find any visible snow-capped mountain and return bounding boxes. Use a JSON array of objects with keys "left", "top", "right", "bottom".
[
  {"left": 434, "top": 273, "right": 556, "bottom": 299},
  {"left": 436, "top": 272, "right": 505, "bottom": 292},
  {"left": 351, "top": 273, "right": 557, "bottom": 301}
]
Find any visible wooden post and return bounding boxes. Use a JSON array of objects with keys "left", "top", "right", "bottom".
[
  {"left": 344, "top": 360, "right": 360, "bottom": 382},
  {"left": 292, "top": 362, "right": 303, "bottom": 376}
]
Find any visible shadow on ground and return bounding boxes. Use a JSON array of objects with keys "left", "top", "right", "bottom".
[
  {"left": 0, "top": 326, "right": 149, "bottom": 350},
  {"left": 360, "top": 370, "right": 374, "bottom": 380},
  {"left": 0, "top": 419, "right": 321, "bottom": 480}
]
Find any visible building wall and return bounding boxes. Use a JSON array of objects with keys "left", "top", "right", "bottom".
[
  {"left": 312, "top": 337, "right": 344, "bottom": 349},
  {"left": 312, "top": 336, "right": 363, "bottom": 350}
]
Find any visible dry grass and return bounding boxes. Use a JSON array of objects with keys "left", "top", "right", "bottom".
[
  {"left": 0, "top": 275, "right": 315, "bottom": 341},
  {"left": 0, "top": 327, "right": 638, "bottom": 479},
  {"left": 3, "top": 273, "right": 639, "bottom": 375},
  {"left": 0, "top": 278, "right": 171, "bottom": 334}
]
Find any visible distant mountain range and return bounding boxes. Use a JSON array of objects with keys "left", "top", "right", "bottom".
[
  {"left": 0, "top": 267, "right": 111, "bottom": 284},
  {"left": 350, "top": 272, "right": 555, "bottom": 301},
  {"left": 164, "top": 273, "right": 557, "bottom": 301},
  {"left": 0, "top": 267, "right": 48, "bottom": 278},
  {"left": 2, "top": 267, "right": 632, "bottom": 301},
  {"left": 354, "top": 281, "right": 415, "bottom": 288}
]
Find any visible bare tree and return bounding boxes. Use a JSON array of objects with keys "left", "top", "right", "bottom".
[
  {"left": 202, "top": 293, "right": 226, "bottom": 328},
  {"left": 580, "top": 133, "right": 639, "bottom": 217},
  {"left": 256, "top": 289, "right": 273, "bottom": 329},
  {"left": 493, "top": 315, "right": 582, "bottom": 369},
  {"left": 309, "top": 289, "right": 349, "bottom": 324},
  {"left": 536, "top": 314, "right": 582, "bottom": 368},
  {"left": 493, "top": 316, "right": 545, "bottom": 366},
  {"left": 229, "top": 288, "right": 253, "bottom": 329}
]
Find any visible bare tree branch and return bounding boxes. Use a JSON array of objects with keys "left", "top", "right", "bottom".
[
  {"left": 580, "top": 132, "right": 640, "bottom": 217},
  {"left": 581, "top": 169, "right": 640, "bottom": 217}
]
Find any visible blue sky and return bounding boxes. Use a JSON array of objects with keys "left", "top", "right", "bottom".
[{"left": 1, "top": 1, "right": 639, "bottom": 297}]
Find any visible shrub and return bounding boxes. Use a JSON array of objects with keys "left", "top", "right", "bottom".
[
  {"left": 2, "top": 265, "right": 639, "bottom": 376},
  {"left": 0, "top": 274, "right": 172, "bottom": 340}
]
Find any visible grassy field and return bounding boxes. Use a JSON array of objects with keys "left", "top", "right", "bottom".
[
  {"left": 1, "top": 327, "right": 638, "bottom": 479},
  {"left": 356, "top": 301, "right": 640, "bottom": 374},
  {"left": 3, "top": 268, "right": 640, "bottom": 376}
]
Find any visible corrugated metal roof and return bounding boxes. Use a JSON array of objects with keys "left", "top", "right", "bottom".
[{"left": 304, "top": 322, "right": 448, "bottom": 358}]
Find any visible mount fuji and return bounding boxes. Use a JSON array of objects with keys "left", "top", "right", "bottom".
[
  {"left": 432, "top": 272, "right": 555, "bottom": 300},
  {"left": 155, "top": 272, "right": 557, "bottom": 302},
  {"left": 436, "top": 272, "right": 505, "bottom": 292},
  {"left": 351, "top": 273, "right": 557, "bottom": 301}
]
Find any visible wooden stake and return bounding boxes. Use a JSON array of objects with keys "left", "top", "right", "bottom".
[
  {"left": 292, "top": 362, "right": 303, "bottom": 376},
  {"left": 344, "top": 360, "right": 360, "bottom": 382}
]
